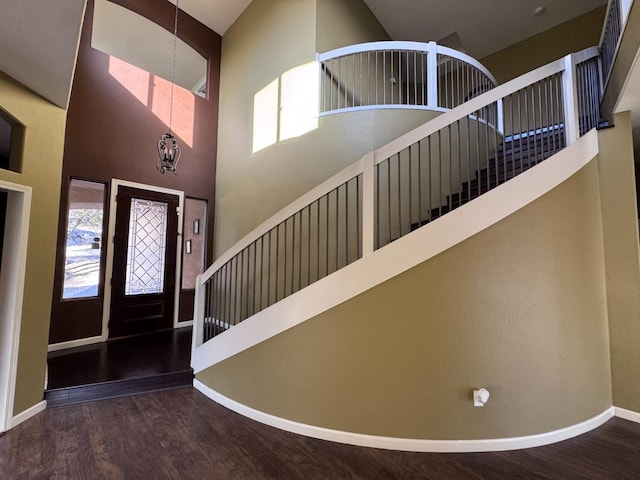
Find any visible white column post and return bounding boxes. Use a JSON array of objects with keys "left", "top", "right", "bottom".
[
  {"left": 362, "top": 152, "right": 376, "bottom": 257},
  {"left": 497, "top": 98, "right": 505, "bottom": 134},
  {"left": 427, "top": 41, "right": 438, "bottom": 109},
  {"left": 191, "top": 274, "right": 205, "bottom": 356},
  {"left": 562, "top": 54, "right": 580, "bottom": 145}
]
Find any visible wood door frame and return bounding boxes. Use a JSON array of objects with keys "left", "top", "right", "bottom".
[
  {"left": 0, "top": 180, "right": 32, "bottom": 432},
  {"left": 102, "top": 179, "right": 185, "bottom": 340}
]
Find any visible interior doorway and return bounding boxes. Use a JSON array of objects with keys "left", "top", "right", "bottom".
[{"left": 0, "top": 182, "right": 31, "bottom": 432}]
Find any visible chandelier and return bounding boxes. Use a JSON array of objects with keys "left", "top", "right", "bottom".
[{"left": 157, "top": 0, "right": 181, "bottom": 174}]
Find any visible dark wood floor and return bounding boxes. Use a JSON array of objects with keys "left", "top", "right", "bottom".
[
  {"left": 45, "top": 328, "right": 193, "bottom": 406},
  {"left": 47, "top": 327, "right": 193, "bottom": 388},
  {"left": 2, "top": 388, "right": 640, "bottom": 479}
]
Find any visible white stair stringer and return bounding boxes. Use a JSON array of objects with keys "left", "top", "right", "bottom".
[{"left": 191, "top": 129, "right": 600, "bottom": 374}]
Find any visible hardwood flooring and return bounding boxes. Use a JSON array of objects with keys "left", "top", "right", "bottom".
[
  {"left": 2, "top": 388, "right": 640, "bottom": 479},
  {"left": 47, "top": 328, "right": 193, "bottom": 389},
  {"left": 45, "top": 328, "right": 193, "bottom": 406}
]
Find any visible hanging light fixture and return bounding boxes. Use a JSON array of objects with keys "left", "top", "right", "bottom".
[{"left": 157, "top": 0, "right": 181, "bottom": 174}]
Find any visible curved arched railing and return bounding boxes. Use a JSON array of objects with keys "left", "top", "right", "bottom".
[{"left": 317, "top": 41, "right": 498, "bottom": 118}]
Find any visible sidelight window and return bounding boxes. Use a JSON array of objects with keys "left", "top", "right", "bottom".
[{"left": 62, "top": 179, "right": 106, "bottom": 299}]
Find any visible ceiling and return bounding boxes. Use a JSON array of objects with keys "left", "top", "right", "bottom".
[
  {"left": 0, "top": 0, "right": 87, "bottom": 109},
  {"left": 363, "top": 0, "right": 608, "bottom": 59},
  {"left": 0, "top": 0, "right": 617, "bottom": 111}
]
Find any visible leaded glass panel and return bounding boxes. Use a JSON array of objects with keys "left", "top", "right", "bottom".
[{"left": 125, "top": 198, "right": 168, "bottom": 295}]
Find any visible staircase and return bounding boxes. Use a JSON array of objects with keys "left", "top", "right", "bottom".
[
  {"left": 418, "top": 126, "right": 566, "bottom": 226},
  {"left": 192, "top": 46, "right": 602, "bottom": 373}
]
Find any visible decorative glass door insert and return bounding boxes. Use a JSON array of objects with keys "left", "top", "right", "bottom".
[{"left": 125, "top": 198, "right": 168, "bottom": 295}]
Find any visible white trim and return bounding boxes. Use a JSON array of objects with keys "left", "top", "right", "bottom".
[
  {"left": 563, "top": 55, "right": 580, "bottom": 145},
  {"left": 614, "top": 406, "right": 640, "bottom": 423},
  {"left": 47, "top": 335, "right": 104, "bottom": 353},
  {"left": 319, "top": 105, "right": 447, "bottom": 116},
  {"left": 103, "top": 179, "right": 185, "bottom": 339},
  {"left": 319, "top": 40, "right": 434, "bottom": 60},
  {"left": 0, "top": 180, "right": 32, "bottom": 433},
  {"left": 361, "top": 152, "right": 375, "bottom": 256},
  {"left": 11, "top": 400, "right": 46, "bottom": 429},
  {"left": 192, "top": 131, "right": 600, "bottom": 372},
  {"left": 194, "top": 380, "right": 613, "bottom": 453},
  {"left": 621, "top": 0, "right": 634, "bottom": 24}
]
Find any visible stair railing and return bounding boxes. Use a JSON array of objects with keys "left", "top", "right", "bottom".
[
  {"left": 600, "top": 0, "right": 635, "bottom": 91},
  {"left": 193, "top": 47, "right": 601, "bottom": 350},
  {"left": 317, "top": 41, "right": 498, "bottom": 120}
]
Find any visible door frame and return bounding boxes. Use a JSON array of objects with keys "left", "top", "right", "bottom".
[
  {"left": 102, "top": 179, "right": 185, "bottom": 340},
  {"left": 0, "top": 180, "right": 32, "bottom": 433}
]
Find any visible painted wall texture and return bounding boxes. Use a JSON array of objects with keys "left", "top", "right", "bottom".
[
  {"left": 198, "top": 159, "right": 612, "bottom": 439},
  {"left": 197, "top": 0, "right": 640, "bottom": 440},
  {"left": 49, "top": 0, "right": 221, "bottom": 343},
  {"left": 481, "top": 6, "right": 606, "bottom": 84},
  {"left": 0, "top": 72, "right": 66, "bottom": 415},
  {"left": 598, "top": 112, "right": 640, "bottom": 413},
  {"left": 214, "top": 0, "right": 438, "bottom": 257}
]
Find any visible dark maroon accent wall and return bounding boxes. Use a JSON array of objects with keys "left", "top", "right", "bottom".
[{"left": 49, "top": 0, "right": 221, "bottom": 344}]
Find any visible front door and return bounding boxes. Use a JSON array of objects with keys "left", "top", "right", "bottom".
[{"left": 109, "top": 186, "right": 180, "bottom": 338}]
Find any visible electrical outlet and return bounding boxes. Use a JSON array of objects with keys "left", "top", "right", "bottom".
[{"left": 473, "top": 388, "right": 490, "bottom": 407}]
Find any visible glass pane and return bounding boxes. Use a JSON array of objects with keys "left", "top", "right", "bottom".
[
  {"left": 125, "top": 198, "right": 168, "bottom": 295},
  {"left": 62, "top": 179, "right": 106, "bottom": 299}
]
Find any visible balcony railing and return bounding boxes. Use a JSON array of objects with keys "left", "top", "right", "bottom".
[
  {"left": 193, "top": 47, "right": 600, "bottom": 347},
  {"left": 317, "top": 41, "right": 498, "bottom": 119},
  {"left": 600, "top": 0, "right": 623, "bottom": 87},
  {"left": 600, "top": 0, "right": 635, "bottom": 90}
]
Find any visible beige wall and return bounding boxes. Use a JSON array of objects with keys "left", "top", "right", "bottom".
[
  {"left": 0, "top": 72, "right": 65, "bottom": 415},
  {"left": 199, "top": 159, "right": 612, "bottom": 439},
  {"left": 215, "top": 0, "right": 316, "bottom": 257},
  {"left": 215, "top": 0, "right": 418, "bottom": 257},
  {"left": 481, "top": 6, "right": 606, "bottom": 83},
  {"left": 598, "top": 112, "right": 640, "bottom": 412},
  {"left": 316, "top": 0, "right": 389, "bottom": 53}
]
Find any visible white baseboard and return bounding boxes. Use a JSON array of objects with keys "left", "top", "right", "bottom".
[
  {"left": 614, "top": 406, "right": 640, "bottom": 423},
  {"left": 48, "top": 335, "right": 104, "bottom": 352},
  {"left": 11, "top": 400, "right": 46, "bottom": 429},
  {"left": 194, "top": 379, "right": 613, "bottom": 453}
]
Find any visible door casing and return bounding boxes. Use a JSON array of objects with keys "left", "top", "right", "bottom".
[
  {"left": 102, "top": 179, "right": 184, "bottom": 340},
  {"left": 0, "top": 180, "right": 32, "bottom": 432}
]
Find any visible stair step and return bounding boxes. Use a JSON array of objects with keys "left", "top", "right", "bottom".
[
  {"left": 408, "top": 128, "right": 565, "bottom": 231},
  {"left": 44, "top": 369, "right": 194, "bottom": 407}
]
